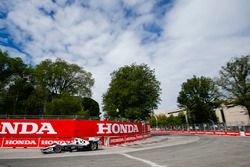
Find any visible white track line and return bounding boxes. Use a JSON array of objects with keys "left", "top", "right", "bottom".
[{"left": 121, "top": 153, "right": 166, "bottom": 167}]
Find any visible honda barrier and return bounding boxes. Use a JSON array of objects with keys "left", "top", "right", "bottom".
[{"left": 0, "top": 120, "right": 150, "bottom": 148}]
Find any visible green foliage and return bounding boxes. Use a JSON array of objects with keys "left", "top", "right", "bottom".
[
  {"left": 103, "top": 63, "right": 161, "bottom": 121},
  {"left": 81, "top": 97, "right": 100, "bottom": 118},
  {"left": 157, "top": 114, "right": 168, "bottom": 127},
  {"left": 148, "top": 114, "right": 186, "bottom": 128},
  {"left": 177, "top": 76, "right": 219, "bottom": 124},
  {"left": 217, "top": 55, "right": 250, "bottom": 118},
  {"left": 0, "top": 50, "right": 34, "bottom": 114},
  {"left": 46, "top": 93, "right": 82, "bottom": 115},
  {"left": 0, "top": 50, "right": 98, "bottom": 117},
  {"left": 35, "top": 58, "right": 94, "bottom": 97},
  {"left": 34, "top": 58, "right": 95, "bottom": 115},
  {"left": 1, "top": 79, "right": 35, "bottom": 115},
  {"left": 0, "top": 50, "right": 27, "bottom": 85},
  {"left": 177, "top": 112, "right": 186, "bottom": 124},
  {"left": 20, "top": 86, "right": 46, "bottom": 115}
]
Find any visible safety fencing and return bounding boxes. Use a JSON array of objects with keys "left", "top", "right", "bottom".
[
  {"left": 151, "top": 123, "right": 250, "bottom": 137},
  {"left": 0, "top": 119, "right": 150, "bottom": 148},
  {"left": 151, "top": 130, "right": 250, "bottom": 136},
  {"left": 151, "top": 129, "right": 250, "bottom": 137}
]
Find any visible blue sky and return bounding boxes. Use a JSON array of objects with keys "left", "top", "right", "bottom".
[{"left": 1, "top": 0, "right": 250, "bottom": 113}]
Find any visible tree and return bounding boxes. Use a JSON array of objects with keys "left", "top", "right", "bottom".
[
  {"left": 1, "top": 77, "right": 34, "bottom": 115},
  {"left": 0, "top": 50, "right": 34, "bottom": 115},
  {"left": 21, "top": 85, "right": 46, "bottom": 115},
  {"left": 0, "top": 51, "right": 97, "bottom": 116},
  {"left": 35, "top": 58, "right": 94, "bottom": 97},
  {"left": 34, "top": 59, "right": 94, "bottom": 114},
  {"left": 103, "top": 63, "right": 161, "bottom": 121},
  {"left": 46, "top": 93, "right": 82, "bottom": 115},
  {"left": 157, "top": 114, "right": 168, "bottom": 128},
  {"left": 148, "top": 113, "right": 186, "bottom": 128},
  {"left": 0, "top": 50, "right": 29, "bottom": 88},
  {"left": 177, "top": 76, "right": 219, "bottom": 124},
  {"left": 148, "top": 114, "right": 167, "bottom": 128},
  {"left": 0, "top": 50, "right": 10, "bottom": 87},
  {"left": 217, "top": 55, "right": 250, "bottom": 119},
  {"left": 81, "top": 97, "right": 100, "bottom": 118}
]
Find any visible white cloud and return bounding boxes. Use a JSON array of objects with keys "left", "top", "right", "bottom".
[
  {"left": 165, "top": 0, "right": 250, "bottom": 38},
  {"left": 1, "top": 0, "right": 250, "bottom": 113},
  {"left": 105, "top": 31, "right": 150, "bottom": 65}
]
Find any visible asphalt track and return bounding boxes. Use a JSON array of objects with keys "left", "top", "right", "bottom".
[{"left": 0, "top": 135, "right": 250, "bottom": 167}]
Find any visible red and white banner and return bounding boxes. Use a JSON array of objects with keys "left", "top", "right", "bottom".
[
  {"left": 204, "top": 131, "right": 214, "bottom": 135},
  {"left": 1, "top": 137, "right": 85, "bottom": 148},
  {"left": 108, "top": 134, "right": 151, "bottom": 145},
  {"left": 214, "top": 131, "right": 226, "bottom": 135},
  {"left": 225, "top": 132, "right": 240, "bottom": 136},
  {"left": 0, "top": 138, "right": 3, "bottom": 147},
  {"left": 0, "top": 120, "right": 149, "bottom": 138},
  {"left": 109, "top": 136, "right": 126, "bottom": 145},
  {"left": 38, "top": 138, "right": 73, "bottom": 147},
  {"left": 126, "top": 135, "right": 137, "bottom": 143},
  {"left": 245, "top": 132, "right": 250, "bottom": 136},
  {"left": 0, "top": 120, "right": 150, "bottom": 148},
  {"left": 2, "top": 138, "right": 39, "bottom": 148},
  {"left": 143, "top": 134, "right": 151, "bottom": 138},
  {"left": 136, "top": 135, "right": 144, "bottom": 140}
]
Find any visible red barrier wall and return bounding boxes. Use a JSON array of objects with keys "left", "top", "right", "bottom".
[
  {"left": 245, "top": 132, "right": 250, "bottom": 136},
  {"left": 0, "top": 120, "right": 150, "bottom": 148},
  {"left": 108, "top": 134, "right": 151, "bottom": 145},
  {"left": 0, "top": 120, "right": 150, "bottom": 137}
]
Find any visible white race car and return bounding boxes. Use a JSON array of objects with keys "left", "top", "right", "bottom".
[{"left": 41, "top": 137, "right": 100, "bottom": 154}]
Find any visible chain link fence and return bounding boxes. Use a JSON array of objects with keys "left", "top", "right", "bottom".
[{"left": 152, "top": 123, "right": 250, "bottom": 132}]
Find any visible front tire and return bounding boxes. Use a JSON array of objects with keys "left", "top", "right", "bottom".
[{"left": 53, "top": 145, "right": 62, "bottom": 153}]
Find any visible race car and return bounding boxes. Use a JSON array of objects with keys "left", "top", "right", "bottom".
[{"left": 41, "top": 137, "right": 100, "bottom": 154}]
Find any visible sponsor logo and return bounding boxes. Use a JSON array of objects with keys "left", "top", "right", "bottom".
[
  {"left": 110, "top": 138, "right": 125, "bottom": 143},
  {"left": 215, "top": 131, "right": 226, "bottom": 135},
  {"left": 4, "top": 139, "right": 37, "bottom": 145},
  {"left": 0, "top": 122, "right": 57, "bottom": 135},
  {"left": 126, "top": 136, "right": 136, "bottom": 141},
  {"left": 97, "top": 123, "right": 139, "bottom": 134},
  {"left": 41, "top": 140, "right": 69, "bottom": 145}
]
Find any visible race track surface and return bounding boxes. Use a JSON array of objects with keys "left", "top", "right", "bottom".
[{"left": 0, "top": 135, "right": 250, "bottom": 167}]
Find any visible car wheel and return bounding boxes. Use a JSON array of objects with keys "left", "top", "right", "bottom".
[
  {"left": 54, "top": 145, "right": 62, "bottom": 153},
  {"left": 90, "top": 142, "right": 97, "bottom": 151}
]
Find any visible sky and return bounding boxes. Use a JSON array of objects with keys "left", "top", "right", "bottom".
[{"left": 0, "top": 0, "right": 250, "bottom": 113}]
